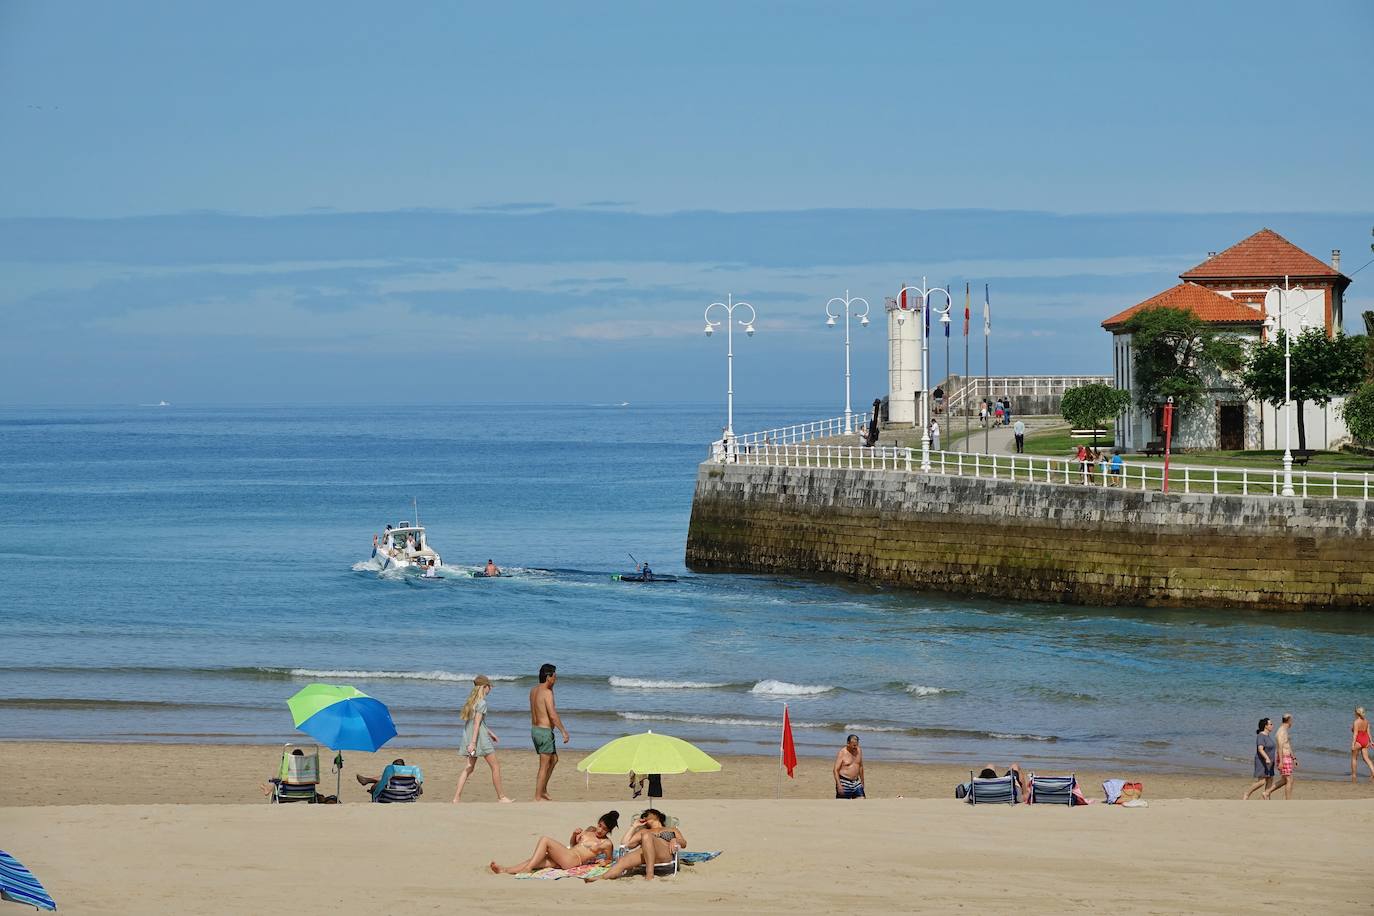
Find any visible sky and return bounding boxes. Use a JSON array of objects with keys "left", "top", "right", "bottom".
[{"left": 1, "top": 1, "right": 1371, "bottom": 407}]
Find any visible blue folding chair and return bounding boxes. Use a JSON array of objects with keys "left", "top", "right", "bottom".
[
  {"left": 966, "top": 772, "right": 1020, "bottom": 805},
  {"left": 1029, "top": 774, "right": 1077, "bottom": 806}
]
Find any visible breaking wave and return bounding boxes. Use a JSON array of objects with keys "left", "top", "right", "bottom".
[
  {"left": 749, "top": 680, "right": 834, "bottom": 697},
  {"left": 609, "top": 677, "right": 733, "bottom": 690}
]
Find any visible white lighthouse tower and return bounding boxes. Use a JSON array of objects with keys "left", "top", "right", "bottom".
[{"left": 885, "top": 289, "right": 922, "bottom": 426}]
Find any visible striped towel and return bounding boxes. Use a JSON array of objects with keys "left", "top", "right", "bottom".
[
  {"left": 0, "top": 850, "right": 57, "bottom": 911},
  {"left": 514, "top": 863, "right": 610, "bottom": 880}
]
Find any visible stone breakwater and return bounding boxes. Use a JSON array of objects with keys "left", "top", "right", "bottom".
[{"left": 685, "top": 463, "right": 1374, "bottom": 610}]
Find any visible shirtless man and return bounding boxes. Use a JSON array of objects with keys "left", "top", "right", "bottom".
[
  {"left": 484, "top": 559, "right": 501, "bottom": 577},
  {"left": 834, "top": 734, "right": 866, "bottom": 799},
  {"left": 489, "top": 810, "right": 619, "bottom": 874},
  {"left": 530, "top": 663, "right": 570, "bottom": 801},
  {"left": 1264, "top": 713, "right": 1297, "bottom": 799}
]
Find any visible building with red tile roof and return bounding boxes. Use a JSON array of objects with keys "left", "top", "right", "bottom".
[{"left": 1104, "top": 230, "right": 1351, "bottom": 453}]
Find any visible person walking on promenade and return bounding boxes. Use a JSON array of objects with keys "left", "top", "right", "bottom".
[
  {"left": 930, "top": 419, "right": 941, "bottom": 452},
  {"left": 1264, "top": 714, "right": 1297, "bottom": 799},
  {"left": 979, "top": 403, "right": 987, "bottom": 427},
  {"left": 1013, "top": 419, "right": 1025, "bottom": 454},
  {"left": 453, "top": 675, "right": 512, "bottom": 803},
  {"left": 994, "top": 401, "right": 1004, "bottom": 426},
  {"left": 833, "top": 734, "right": 866, "bottom": 799},
  {"left": 1243, "top": 717, "right": 1276, "bottom": 799},
  {"left": 1003, "top": 399, "right": 1013, "bottom": 427},
  {"left": 1352, "top": 707, "right": 1374, "bottom": 782},
  {"left": 530, "top": 663, "right": 570, "bottom": 801}
]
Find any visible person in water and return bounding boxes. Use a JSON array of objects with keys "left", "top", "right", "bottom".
[
  {"left": 585, "top": 808, "right": 685, "bottom": 882},
  {"left": 423, "top": 558, "right": 438, "bottom": 578},
  {"left": 1351, "top": 707, "right": 1373, "bottom": 783},
  {"left": 488, "top": 810, "right": 619, "bottom": 874},
  {"left": 484, "top": 559, "right": 501, "bottom": 576}
]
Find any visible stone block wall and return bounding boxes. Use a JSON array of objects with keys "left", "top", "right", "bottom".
[{"left": 685, "top": 464, "right": 1374, "bottom": 610}]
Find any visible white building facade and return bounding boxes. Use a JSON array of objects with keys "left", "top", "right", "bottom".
[{"left": 1104, "top": 229, "right": 1353, "bottom": 452}]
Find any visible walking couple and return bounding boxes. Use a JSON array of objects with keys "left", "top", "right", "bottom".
[{"left": 451, "top": 662, "right": 569, "bottom": 803}]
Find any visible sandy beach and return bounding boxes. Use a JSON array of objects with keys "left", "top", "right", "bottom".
[{"left": 3, "top": 742, "right": 1372, "bottom": 913}]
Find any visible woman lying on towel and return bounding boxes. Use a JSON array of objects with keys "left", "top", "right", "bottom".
[
  {"left": 585, "top": 808, "right": 685, "bottom": 882},
  {"left": 489, "top": 811, "right": 619, "bottom": 874}
]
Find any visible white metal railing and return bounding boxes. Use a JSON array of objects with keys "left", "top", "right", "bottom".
[
  {"left": 944, "top": 376, "right": 1112, "bottom": 412},
  {"left": 707, "top": 441, "right": 1373, "bottom": 502},
  {"left": 727, "top": 413, "right": 872, "bottom": 450}
]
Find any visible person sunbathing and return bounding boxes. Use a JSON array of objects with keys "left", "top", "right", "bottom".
[
  {"left": 585, "top": 808, "right": 685, "bottom": 882},
  {"left": 979, "top": 762, "right": 1030, "bottom": 798},
  {"left": 489, "top": 811, "right": 620, "bottom": 874}
]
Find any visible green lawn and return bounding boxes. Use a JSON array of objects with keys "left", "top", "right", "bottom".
[{"left": 1022, "top": 423, "right": 1374, "bottom": 474}]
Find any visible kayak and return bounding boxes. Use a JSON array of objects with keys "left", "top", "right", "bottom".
[
  {"left": 471, "top": 571, "right": 508, "bottom": 578},
  {"left": 612, "top": 574, "right": 679, "bottom": 583}
]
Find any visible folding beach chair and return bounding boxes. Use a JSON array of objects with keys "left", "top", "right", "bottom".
[
  {"left": 271, "top": 743, "right": 321, "bottom": 804},
  {"left": 371, "top": 764, "right": 424, "bottom": 803},
  {"left": 612, "top": 846, "right": 680, "bottom": 876},
  {"left": 966, "top": 772, "right": 1020, "bottom": 805},
  {"left": 1028, "top": 774, "right": 1077, "bottom": 806}
]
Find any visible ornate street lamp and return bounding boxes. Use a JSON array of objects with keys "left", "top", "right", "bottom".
[
  {"left": 704, "top": 294, "right": 757, "bottom": 438},
  {"left": 825, "top": 290, "right": 870, "bottom": 434}
]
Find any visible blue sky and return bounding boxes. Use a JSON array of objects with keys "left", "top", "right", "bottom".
[{"left": 1, "top": 1, "right": 1371, "bottom": 406}]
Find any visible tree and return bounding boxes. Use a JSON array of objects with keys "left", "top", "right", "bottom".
[
  {"left": 1342, "top": 382, "right": 1374, "bottom": 446},
  {"left": 1060, "top": 383, "right": 1131, "bottom": 445},
  {"left": 1124, "top": 306, "right": 1245, "bottom": 412},
  {"left": 1239, "top": 327, "right": 1367, "bottom": 453}
]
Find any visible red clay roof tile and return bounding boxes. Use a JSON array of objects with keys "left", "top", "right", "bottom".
[
  {"left": 1180, "top": 228, "right": 1344, "bottom": 280},
  {"left": 1102, "top": 282, "right": 1266, "bottom": 330}
]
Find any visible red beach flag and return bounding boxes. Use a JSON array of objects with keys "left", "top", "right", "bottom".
[{"left": 781, "top": 705, "right": 798, "bottom": 778}]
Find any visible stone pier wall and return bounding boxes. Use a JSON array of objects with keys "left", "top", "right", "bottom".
[{"left": 685, "top": 464, "right": 1374, "bottom": 610}]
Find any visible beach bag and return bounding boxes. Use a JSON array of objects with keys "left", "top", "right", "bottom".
[{"left": 954, "top": 782, "right": 970, "bottom": 799}]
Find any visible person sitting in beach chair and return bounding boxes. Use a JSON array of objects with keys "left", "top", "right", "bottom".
[
  {"left": 262, "top": 744, "right": 321, "bottom": 803},
  {"left": 1028, "top": 773, "right": 1079, "bottom": 805},
  {"left": 964, "top": 764, "right": 1028, "bottom": 804},
  {"left": 585, "top": 808, "right": 685, "bottom": 882},
  {"left": 488, "top": 810, "right": 620, "bottom": 874},
  {"left": 356, "top": 759, "right": 424, "bottom": 803}
]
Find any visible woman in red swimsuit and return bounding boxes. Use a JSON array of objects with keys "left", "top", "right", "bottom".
[{"left": 1352, "top": 707, "right": 1373, "bottom": 783}]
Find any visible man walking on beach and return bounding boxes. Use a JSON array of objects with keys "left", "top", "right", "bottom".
[
  {"left": 529, "top": 663, "right": 569, "bottom": 801},
  {"left": 1013, "top": 419, "right": 1025, "bottom": 453},
  {"left": 1264, "top": 713, "right": 1297, "bottom": 799},
  {"left": 833, "top": 734, "right": 865, "bottom": 799}
]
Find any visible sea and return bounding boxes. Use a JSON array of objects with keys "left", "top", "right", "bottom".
[{"left": 2, "top": 404, "right": 1372, "bottom": 778}]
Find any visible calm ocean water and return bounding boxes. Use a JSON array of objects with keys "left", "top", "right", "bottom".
[{"left": 2, "top": 404, "right": 1372, "bottom": 777}]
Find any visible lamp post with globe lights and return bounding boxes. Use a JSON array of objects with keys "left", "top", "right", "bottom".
[
  {"left": 703, "top": 294, "right": 757, "bottom": 439},
  {"left": 825, "top": 290, "right": 870, "bottom": 434},
  {"left": 1263, "top": 276, "right": 1321, "bottom": 497}
]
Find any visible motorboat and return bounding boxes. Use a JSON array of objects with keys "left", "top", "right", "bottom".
[{"left": 372, "top": 520, "right": 442, "bottom": 572}]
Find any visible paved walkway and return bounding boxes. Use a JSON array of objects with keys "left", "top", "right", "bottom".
[{"left": 876, "top": 416, "right": 1066, "bottom": 455}]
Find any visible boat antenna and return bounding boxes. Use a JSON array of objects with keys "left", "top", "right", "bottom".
[{"left": 413, "top": 496, "right": 420, "bottom": 527}]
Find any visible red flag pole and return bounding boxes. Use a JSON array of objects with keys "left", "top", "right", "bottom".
[{"left": 778, "top": 704, "right": 786, "bottom": 798}]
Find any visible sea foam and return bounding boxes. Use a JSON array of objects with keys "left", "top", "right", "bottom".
[
  {"left": 749, "top": 679, "right": 835, "bottom": 696},
  {"left": 609, "top": 677, "right": 731, "bottom": 690},
  {"left": 618, "top": 711, "right": 833, "bottom": 729},
  {"left": 904, "top": 684, "right": 951, "bottom": 697},
  {"left": 270, "top": 668, "right": 521, "bottom": 683}
]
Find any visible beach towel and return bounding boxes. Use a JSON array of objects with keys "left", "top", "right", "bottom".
[
  {"left": 678, "top": 851, "right": 721, "bottom": 864},
  {"left": 1102, "top": 779, "right": 1126, "bottom": 804},
  {"left": 0, "top": 849, "right": 57, "bottom": 911},
  {"left": 514, "top": 863, "right": 610, "bottom": 880}
]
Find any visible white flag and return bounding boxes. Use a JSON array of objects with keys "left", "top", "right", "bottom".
[{"left": 983, "top": 300, "right": 990, "bottom": 337}]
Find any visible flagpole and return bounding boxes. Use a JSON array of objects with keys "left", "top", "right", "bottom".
[
  {"left": 983, "top": 284, "right": 991, "bottom": 455},
  {"left": 964, "top": 281, "right": 970, "bottom": 447}
]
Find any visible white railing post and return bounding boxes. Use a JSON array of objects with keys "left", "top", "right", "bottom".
[
  {"left": 1302, "top": 473, "right": 1308, "bottom": 498},
  {"left": 1213, "top": 469, "right": 1219, "bottom": 495},
  {"left": 1242, "top": 470, "right": 1248, "bottom": 496},
  {"left": 1332, "top": 471, "right": 1338, "bottom": 499},
  {"left": 1184, "top": 467, "right": 1190, "bottom": 493}
]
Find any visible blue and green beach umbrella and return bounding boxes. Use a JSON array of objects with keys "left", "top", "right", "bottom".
[{"left": 287, "top": 684, "right": 397, "bottom": 798}]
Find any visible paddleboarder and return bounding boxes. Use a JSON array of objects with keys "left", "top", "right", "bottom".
[{"left": 484, "top": 559, "right": 501, "bottom": 577}]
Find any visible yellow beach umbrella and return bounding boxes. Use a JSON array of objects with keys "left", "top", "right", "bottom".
[{"left": 576, "top": 730, "right": 722, "bottom": 775}]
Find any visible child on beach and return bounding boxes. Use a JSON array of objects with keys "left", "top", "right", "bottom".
[{"left": 453, "top": 675, "right": 512, "bottom": 803}]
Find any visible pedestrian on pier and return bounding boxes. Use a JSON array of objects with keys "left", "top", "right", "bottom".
[
  {"left": 930, "top": 419, "right": 941, "bottom": 452},
  {"left": 1013, "top": 419, "right": 1025, "bottom": 453}
]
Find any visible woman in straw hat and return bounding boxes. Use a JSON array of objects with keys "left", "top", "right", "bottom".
[{"left": 453, "top": 675, "right": 513, "bottom": 803}]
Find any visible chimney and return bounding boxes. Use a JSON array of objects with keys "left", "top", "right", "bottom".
[
  {"left": 1207, "top": 251, "right": 1217, "bottom": 259},
  {"left": 1332, "top": 249, "right": 1341, "bottom": 272}
]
